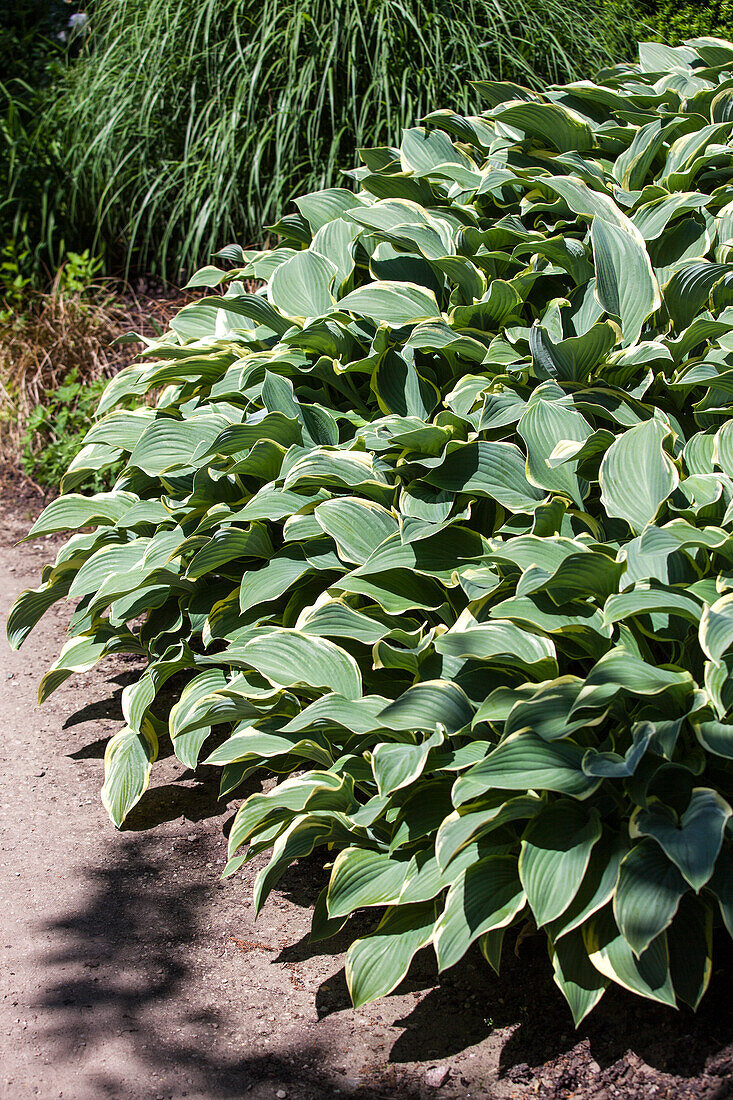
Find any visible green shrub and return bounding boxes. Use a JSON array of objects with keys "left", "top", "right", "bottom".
[
  {"left": 609, "top": 1, "right": 733, "bottom": 45},
  {"left": 10, "top": 38, "right": 733, "bottom": 1023},
  {"left": 31, "top": 0, "right": 638, "bottom": 280}
]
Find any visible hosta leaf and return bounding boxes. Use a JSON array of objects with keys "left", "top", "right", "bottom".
[
  {"left": 436, "top": 795, "right": 542, "bottom": 871},
  {"left": 281, "top": 692, "right": 389, "bottom": 735},
  {"left": 551, "top": 929, "right": 608, "bottom": 1026},
  {"left": 314, "top": 498, "right": 399, "bottom": 564},
  {"left": 327, "top": 849, "right": 411, "bottom": 918},
  {"left": 345, "top": 901, "right": 436, "bottom": 1008},
  {"left": 228, "top": 772, "right": 353, "bottom": 857},
  {"left": 603, "top": 585, "right": 702, "bottom": 628},
  {"left": 296, "top": 598, "right": 388, "bottom": 644},
  {"left": 614, "top": 839, "right": 687, "bottom": 956},
  {"left": 129, "top": 415, "right": 228, "bottom": 475},
  {"left": 377, "top": 681, "right": 473, "bottom": 734},
  {"left": 668, "top": 895, "right": 713, "bottom": 1010},
  {"left": 435, "top": 620, "right": 556, "bottom": 671},
  {"left": 584, "top": 908, "right": 676, "bottom": 1006},
  {"left": 452, "top": 733, "right": 600, "bottom": 807},
  {"left": 519, "top": 801, "right": 602, "bottom": 927},
  {"left": 700, "top": 594, "right": 733, "bottom": 666},
  {"left": 599, "top": 419, "right": 678, "bottom": 533},
  {"left": 591, "top": 216, "right": 661, "bottom": 345},
  {"left": 518, "top": 394, "right": 591, "bottom": 506},
  {"left": 101, "top": 720, "right": 158, "bottom": 828},
  {"left": 434, "top": 856, "right": 525, "bottom": 972},
  {"left": 269, "top": 249, "right": 337, "bottom": 317},
  {"left": 295, "top": 188, "right": 361, "bottom": 232},
  {"left": 547, "top": 834, "right": 625, "bottom": 941},
  {"left": 187, "top": 526, "right": 275, "bottom": 579},
  {"left": 7, "top": 573, "right": 74, "bottom": 650},
  {"left": 372, "top": 729, "right": 443, "bottom": 796},
  {"left": 254, "top": 816, "right": 333, "bottom": 914},
  {"left": 695, "top": 721, "right": 733, "bottom": 759},
  {"left": 338, "top": 282, "right": 441, "bottom": 325},
  {"left": 240, "top": 631, "right": 362, "bottom": 699},
  {"left": 203, "top": 728, "right": 332, "bottom": 768},
  {"left": 26, "top": 491, "right": 138, "bottom": 538},
  {"left": 491, "top": 101, "right": 593, "bottom": 153},
  {"left": 425, "top": 441, "right": 546, "bottom": 512},
  {"left": 529, "top": 321, "right": 616, "bottom": 384},
  {"left": 631, "top": 788, "right": 732, "bottom": 890}
]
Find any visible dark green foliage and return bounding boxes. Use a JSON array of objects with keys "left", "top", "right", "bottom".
[
  {"left": 10, "top": 0, "right": 638, "bottom": 281},
  {"left": 608, "top": 0, "right": 733, "bottom": 44}
]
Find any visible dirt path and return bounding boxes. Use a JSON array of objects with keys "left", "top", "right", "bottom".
[{"left": 1, "top": 480, "right": 733, "bottom": 1100}]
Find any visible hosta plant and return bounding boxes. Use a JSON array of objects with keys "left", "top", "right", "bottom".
[{"left": 10, "top": 37, "right": 733, "bottom": 1024}]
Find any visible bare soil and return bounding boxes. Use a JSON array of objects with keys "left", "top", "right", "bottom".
[{"left": 1, "top": 471, "right": 733, "bottom": 1100}]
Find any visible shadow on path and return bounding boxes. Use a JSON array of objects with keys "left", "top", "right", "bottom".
[{"left": 34, "top": 837, "right": 425, "bottom": 1099}]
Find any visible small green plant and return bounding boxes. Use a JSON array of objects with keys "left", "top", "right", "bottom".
[
  {"left": 10, "top": 38, "right": 733, "bottom": 1025},
  {"left": 0, "top": 240, "right": 32, "bottom": 325},
  {"left": 21, "top": 369, "right": 120, "bottom": 491},
  {"left": 56, "top": 250, "right": 103, "bottom": 296}
]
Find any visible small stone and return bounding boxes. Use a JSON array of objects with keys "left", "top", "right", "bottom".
[
  {"left": 425, "top": 1065, "right": 451, "bottom": 1089},
  {"left": 276, "top": 1091, "right": 287, "bottom": 1098}
]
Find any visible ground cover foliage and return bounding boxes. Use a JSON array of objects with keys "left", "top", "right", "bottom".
[
  {"left": 10, "top": 37, "right": 733, "bottom": 1024},
  {"left": 13, "top": 0, "right": 634, "bottom": 280}
]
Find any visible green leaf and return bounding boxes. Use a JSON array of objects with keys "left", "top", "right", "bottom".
[
  {"left": 551, "top": 929, "right": 608, "bottom": 1026},
  {"left": 546, "top": 834, "right": 624, "bottom": 941},
  {"left": 436, "top": 619, "right": 556, "bottom": 671},
  {"left": 599, "top": 419, "right": 678, "bottom": 533},
  {"left": 254, "top": 816, "right": 333, "bottom": 914},
  {"left": 372, "top": 729, "right": 444, "bottom": 796},
  {"left": 338, "top": 282, "right": 441, "bottom": 325},
  {"left": 327, "top": 848, "right": 410, "bottom": 918},
  {"left": 129, "top": 415, "right": 227, "bottom": 476},
  {"left": 700, "top": 593, "right": 733, "bottom": 666},
  {"left": 518, "top": 394, "right": 591, "bottom": 506},
  {"left": 314, "top": 498, "right": 398, "bottom": 564},
  {"left": 584, "top": 908, "right": 676, "bottom": 1007},
  {"left": 453, "top": 733, "right": 600, "bottom": 807},
  {"left": 435, "top": 795, "right": 541, "bottom": 870},
  {"left": 592, "top": 215, "right": 660, "bottom": 345},
  {"left": 695, "top": 720, "right": 733, "bottom": 759},
  {"left": 377, "top": 681, "right": 473, "bottom": 734},
  {"left": 345, "top": 901, "right": 436, "bottom": 1008},
  {"left": 184, "top": 265, "right": 227, "bottom": 289},
  {"left": 492, "top": 101, "right": 593, "bottom": 153},
  {"left": 269, "top": 249, "right": 337, "bottom": 317},
  {"left": 101, "top": 721, "right": 158, "bottom": 828},
  {"left": 241, "top": 631, "right": 363, "bottom": 699},
  {"left": 668, "top": 895, "right": 713, "bottom": 1010},
  {"left": 434, "top": 856, "right": 525, "bottom": 971},
  {"left": 26, "top": 491, "right": 138, "bottom": 538},
  {"left": 519, "top": 801, "right": 602, "bottom": 927},
  {"left": 425, "top": 441, "right": 546, "bottom": 512},
  {"left": 614, "top": 840, "right": 687, "bottom": 956},
  {"left": 631, "top": 788, "right": 732, "bottom": 890}
]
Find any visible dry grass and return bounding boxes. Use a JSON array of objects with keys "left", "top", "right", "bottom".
[{"left": 0, "top": 277, "right": 188, "bottom": 462}]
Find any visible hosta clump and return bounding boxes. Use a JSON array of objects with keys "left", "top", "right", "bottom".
[{"left": 11, "top": 37, "right": 733, "bottom": 1024}]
